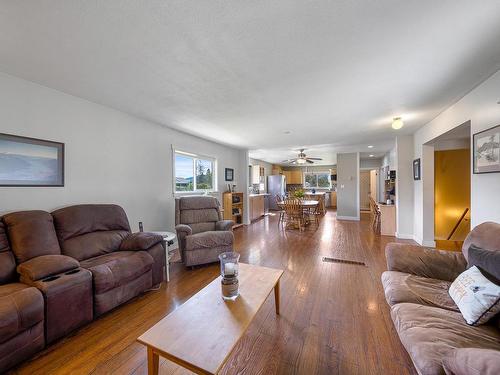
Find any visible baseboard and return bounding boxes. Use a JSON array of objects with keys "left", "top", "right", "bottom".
[
  {"left": 336, "top": 215, "right": 360, "bottom": 221},
  {"left": 413, "top": 235, "right": 436, "bottom": 247},
  {"left": 396, "top": 233, "right": 413, "bottom": 240}
]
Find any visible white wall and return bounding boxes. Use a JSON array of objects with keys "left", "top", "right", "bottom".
[
  {"left": 395, "top": 135, "right": 414, "bottom": 239},
  {"left": 414, "top": 70, "right": 500, "bottom": 244},
  {"left": 0, "top": 72, "right": 249, "bottom": 231},
  {"left": 360, "top": 158, "right": 382, "bottom": 170},
  {"left": 336, "top": 152, "right": 360, "bottom": 220}
]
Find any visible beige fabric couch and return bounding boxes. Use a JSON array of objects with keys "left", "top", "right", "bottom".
[{"left": 381, "top": 222, "right": 500, "bottom": 375}]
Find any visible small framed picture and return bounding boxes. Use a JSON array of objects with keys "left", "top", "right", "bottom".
[
  {"left": 473, "top": 124, "right": 500, "bottom": 174},
  {"left": 225, "top": 168, "right": 234, "bottom": 181},
  {"left": 0, "top": 133, "right": 64, "bottom": 187},
  {"left": 413, "top": 158, "right": 421, "bottom": 180}
]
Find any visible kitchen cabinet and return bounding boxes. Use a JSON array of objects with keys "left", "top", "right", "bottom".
[
  {"left": 330, "top": 191, "right": 337, "bottom": 208},
  {"left": 249, "top": 195, "right": 265, "bottom": 221},
  {"left": 251, "top": 165, "right": 261, "bottom": 184},
  {"left": 283, "top": 170, "right": 303, "bottom": 184}
]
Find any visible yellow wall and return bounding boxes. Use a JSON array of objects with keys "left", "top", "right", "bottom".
[{"left": 434, "top": 149, "right": 470, "bottom": 241}]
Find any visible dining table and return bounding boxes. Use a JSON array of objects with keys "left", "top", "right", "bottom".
[{"left": 277, "top": 199, "right": 320, "bottom": 227}]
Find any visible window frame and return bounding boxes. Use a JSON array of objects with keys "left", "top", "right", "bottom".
[
  {"left": 173, "top": 148, "right": 217, "bottom": 194},
  {"left": 303, "top": 171, "right": 331, "bottom": 189}
]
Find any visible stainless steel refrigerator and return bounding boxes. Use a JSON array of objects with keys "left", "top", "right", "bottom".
[{"left": 267, "top": 175, "right": 286, "bottom": 210}]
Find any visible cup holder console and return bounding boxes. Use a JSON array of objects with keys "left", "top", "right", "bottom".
[
  {"left": 43, "top": 275, "right": 61, "bottom": 282},
  {"left": 65, "top": 269, "right": 80, "bottom": 275}
]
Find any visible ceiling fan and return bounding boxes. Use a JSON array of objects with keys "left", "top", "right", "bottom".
[{"left": 281, "top": 149, "right": 323, "bottom": 164}]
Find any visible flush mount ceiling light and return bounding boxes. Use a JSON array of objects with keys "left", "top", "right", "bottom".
[
  {"left": 368, "top": 145, "right": 374, "bottom": 148},
  {"left": 392, "top": 117, "right": 404, "bottom": 130},
  {"left": 369, "top": 154, "right": 374, "bottom": 157}
]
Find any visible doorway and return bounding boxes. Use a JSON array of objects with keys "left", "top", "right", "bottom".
[
  {"left": 432, "top": 122, "right": 471, "bottom": 251},
  {"left": 359, "top": 170, "right": 371, "bottom": 211}
]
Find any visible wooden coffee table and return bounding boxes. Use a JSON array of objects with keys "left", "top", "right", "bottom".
[{"left": 137, "top": 263, "right": 283, "bottom": 374}]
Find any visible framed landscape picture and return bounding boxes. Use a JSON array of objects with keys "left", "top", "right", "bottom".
[
  {"left": 0, "top": 133, "right": 64, "bottom": 186},
  {"left": 473, "top": 124, "right": 500, "bottom": 174}
]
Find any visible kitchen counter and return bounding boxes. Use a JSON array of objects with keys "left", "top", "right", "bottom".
[{"left": 248, "top": 193, "right": 270, "bottom": 197}]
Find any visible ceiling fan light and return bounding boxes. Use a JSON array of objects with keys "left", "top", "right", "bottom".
[
  {"left": 296, "top": 158, "right": 306, "bottom": 164},
  {"left": 392, "top": 117, "right": 404, "bottom": 130}
]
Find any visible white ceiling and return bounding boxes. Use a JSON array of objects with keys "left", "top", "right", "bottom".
[{"left": 1, "top": 1, "right": 500, "bottom": 163}]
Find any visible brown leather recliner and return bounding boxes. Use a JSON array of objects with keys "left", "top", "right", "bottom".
[
  {"left": 175, "top": 196, "right": 234, "bottom": 267},
  {"left": 0, "top": 220, "right": 45, "bottom": 373},
  {"left": 3, "top": 210, "right": 93, "bottom": 345},
  {"left": 51, "top": 204, "right": 165, "bottom": 317}
]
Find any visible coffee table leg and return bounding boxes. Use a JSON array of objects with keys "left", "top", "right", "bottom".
[
  {"left": 274, "top": 279, "right": 280, "bottom": 315},
  {"left": 147, "top": 347, "right": 159, "bottom": 375}
]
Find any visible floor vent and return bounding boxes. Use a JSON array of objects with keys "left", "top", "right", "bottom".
[{"left": 322, "top": 257, "right": 366, "bottom": 266}]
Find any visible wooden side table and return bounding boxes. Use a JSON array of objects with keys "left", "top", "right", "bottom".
[{"left": 148, "top": 231, "right": 176, "bottom": 282}]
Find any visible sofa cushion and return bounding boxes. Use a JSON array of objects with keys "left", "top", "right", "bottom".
[
  {"left": 0, "top": 221, "right": 16, "bottom": 284},
  {"left": 59, "top": 230, "right": 130, "bottom": 261},
  {"left": 3, "top": 210, "right": 61, "bottom": 263},
  {"left": 190, "top": 222, "right": 217, "bottom": 234},
  {"left": 0, "top": 283, "right": 44, "bottom": 344},
  {"left": 468, "top": 245, "right": 500, "bottom": 284},
  {"left": 391, "top": 303, "right": 500, "bottom": 375},
  {"left": 381, "top": 271, "right": 458, "bottom": 311},
  {"left": 443, "top": 348, "right": 500, "bottom": 375},
  {"left": 185, "top": 231, "right": 234, "bottom": 251},
  {"left": 17, "top": 254, "right": 79, "bottom": 281},
  {"left": 180, "top": 208, "right": 219, "bottom": 225},
  {"left": 449, "top": 266, "right": 500, "bottom": 326},
  {"left": 120, "top": 232, "right": 164, "bottom": 251},
  {"left": 462, "top": 221, "right": 500, "bottom": 261},
  {"left": 52, "top": 204, "right": 131, "bottom": 260},
  {"left": 80, "top": 251, "right": 153, "bottom": 294},
  {"left": 52, "top": 204, "right": 131, "bottom": 240},
  {"left": 178, "top": 196, "right": 219, "bottom": 210}
]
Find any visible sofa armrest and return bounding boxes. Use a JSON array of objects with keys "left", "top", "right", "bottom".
[
  {"left": 17, "top": 255, "right": 80, "bottom": 281},
  {"left": 120, "top": 232, "right": 164, "bottom": 251},
  {"left": 216, "top": 220, "right": 234, "bottom": 232},
  {"left": 175, "top": 224, "right": 192, "bottom": 237},
  {"left": 385, "top": 243, "right": 467, "bottom": 282}
]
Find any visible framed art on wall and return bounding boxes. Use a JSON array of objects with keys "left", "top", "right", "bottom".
[
  {"left": 413, "top": 158, "right": 421, "bottom": 180},
  {"left": 225, "top": 168, "right": 234, "bottom": 181},
  {"left": 0, "top": 133, "right": 64, "bottom": 186},
  {"left": 473, "top": 124, "right": 500, "bottom": 174}
]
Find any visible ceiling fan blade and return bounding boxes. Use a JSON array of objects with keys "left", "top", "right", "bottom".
[
  {"left": 306, "top": 157, "right": 323, "bottom": 160},
  {"left": 305, "top": 159, "right": 314, "bottom": 164},
  {"left": 281, "top": 159, "right": 296, "bottom": 163}
]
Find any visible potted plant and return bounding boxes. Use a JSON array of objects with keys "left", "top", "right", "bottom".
[{"left": 293, "top": 189, "right": 305, "bottom": 199}]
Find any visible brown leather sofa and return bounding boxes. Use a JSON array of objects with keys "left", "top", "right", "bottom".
[
  {"left": 0, "top": 221, "right": 45, "bottom": 373},
  {"left": 175, "top": 196, "right": 234, "bottom": 267},
  {"left": 51, "top": 204, "right": 165, "bottom": 316},
  {"left": 0, "top": 204, "right": 165, "bottom": 372},
  {"left": 381, "top": 222, "right": 500, "bottom": 375}
]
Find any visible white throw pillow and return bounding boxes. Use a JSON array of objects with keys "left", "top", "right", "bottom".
[{"left": 449, "top": 266, "right": 500, "bottom": 326}]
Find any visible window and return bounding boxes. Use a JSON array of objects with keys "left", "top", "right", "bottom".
[
  {"left": 304, "top": 171, "right": 331, "bottom": 189},
  {"left": 174, "top": 150, "right": 216, "bottom": 192}
]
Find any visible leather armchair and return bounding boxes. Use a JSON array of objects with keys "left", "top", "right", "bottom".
[{"left": 175, "top": 196, "right": 234, "bottom": 267}]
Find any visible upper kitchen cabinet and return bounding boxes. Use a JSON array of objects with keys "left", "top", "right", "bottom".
[
  {"left": 283, "top": 170, "right": 303, "bottom": 184},
  {"left": 251, "top": 165, "right": 264, "bottom": 184}
]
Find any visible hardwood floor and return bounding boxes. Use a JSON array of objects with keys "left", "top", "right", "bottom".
[{"left": 11, "top": 210, "right": 417, "bottom": 375}]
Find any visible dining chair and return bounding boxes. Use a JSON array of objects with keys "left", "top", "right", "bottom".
[
  {"left": 283, "top": 198, "right": 304, "bottom": 231},
  {"left": 370, "top": 197, "right": 381, "bottom": 233},
  {"left": 275, "top": 194, "right": 285, "bottom": 226}
]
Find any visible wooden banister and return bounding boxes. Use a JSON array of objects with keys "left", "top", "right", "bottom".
[{"left": 447, "top": 208, "right": 469, "bottom": 241}]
